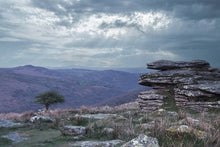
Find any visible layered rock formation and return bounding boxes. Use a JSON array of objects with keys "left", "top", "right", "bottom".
[{"left": 138, "top": 60, "right": 220, "bottom": 112}]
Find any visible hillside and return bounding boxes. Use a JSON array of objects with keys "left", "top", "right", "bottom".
[
  {"left": 0, "top": 65, "right": 142, "bottom": 113},
  {"left": 97, "top": 88, "right": 150, "bottom": 107}
]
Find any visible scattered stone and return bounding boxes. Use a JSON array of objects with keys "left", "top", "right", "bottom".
[
  {"left": 77, "top": 113, "right": 117, "bottom": 119},
  {"left": 185, "top": 117, "right": 200, "bottom": 126},
  {"left": 73, "top": 135, "right": 85, "bottom": 140},
  {"left": 156, "top": 108, "right": 167, "bottom": 115},
  {"left": 167, "top": 111, "right": 178, "bottom": 116},
  {"left": 158, "top": 109, "right": 166, "bottom": 112},
  {"left": 122, "top": 134, "right": 159, "bottom": 147},
  {"left": 138, "top": 60, "right": 220, "bottom": 112},
  {"left": 30, "top": 116, "right": 55, "bottom": 123},
  {"left": 0, "top": 119, "right": 21, "bottom": 128},
  {"left": 2, "top": 132, "right": 29, "bottom": 143},
  {"left": 70, "top": 140, "right": 123, "bottom": 147},
  {"left": 140, "top": 123, "right": 154, "bottom": 130},
  {"left": 60, "top": 126, "right": 86, "bottom": 136},
  {"left": 102, "top": 128, "right": 114, "bottom": 136},
  {"left": 178, "top": 125, "right": 192, "bottom": 133}
]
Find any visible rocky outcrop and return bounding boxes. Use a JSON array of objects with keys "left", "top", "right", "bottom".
[
  {"left": 122, "top": 134, "right": 159, "bottom": 147},
  {"left": 138, "top": 60, "right": 220, "bottom": 112},
  {"left": 60, "top": 126, "right": 86, "bottom": 136}
]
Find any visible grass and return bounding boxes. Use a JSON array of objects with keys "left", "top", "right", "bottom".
[
  {"left": 15, "top": 128, "right": 63, "bottom": 147},
  {"left": 0, "top": 138, "right": 12, "bottom": 147},
  {"left": 0, "top": 127, "right": 18, "bottom": 136},
  {"left": 0, "top": 103, "right": 219, "bottom": 147}
]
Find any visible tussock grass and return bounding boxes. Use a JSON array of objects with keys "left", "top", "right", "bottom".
[{"left": 0, "top": 102, "right": 219, "bottom": 147}]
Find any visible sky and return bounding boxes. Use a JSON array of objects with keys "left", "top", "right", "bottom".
[{"left": 0, "top": 0, "right": 220, "bottom": 68}]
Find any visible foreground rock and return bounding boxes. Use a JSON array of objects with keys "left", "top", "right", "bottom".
[
  {"left": 0, "top": 119, "right": 21, "bottom": 128},
  {"left": 138, "top": 60, "right": 220, "bottom": 112},
  {"left": 166, "top": 125, "right": 207, "bottom": 139},
  {"left": 70, "top": 140, "right": 123, "bottom": 147},
  {"left": 76, "top": 113, "right": 117, "bottom": 119},
  {"left": 60, "top": 126, "right": 86, "bottom": 136},
  {"left": 122, "top": 134, "right": 159, "bottom": 147},
  {"left": 2, "top": 132, "right": 29, "bottom": 143},
  {"left": 30, "top": 116, "right": 55, "bottom": 123}
]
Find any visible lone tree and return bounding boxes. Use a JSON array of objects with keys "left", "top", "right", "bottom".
[{"left": 34, "top": 91, "right": 65, "bottom": 110}]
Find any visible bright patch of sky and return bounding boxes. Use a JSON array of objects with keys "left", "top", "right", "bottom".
[{"left": 0, "top": 0, "right": 220, "bottom": 68}]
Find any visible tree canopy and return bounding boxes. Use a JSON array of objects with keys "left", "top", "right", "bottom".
[{"left": 34, "top": 91, "right": 65, "bottom": 110}]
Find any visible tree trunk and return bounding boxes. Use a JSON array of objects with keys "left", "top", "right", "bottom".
[{"left": 45, "top": 104, "right": 49, "bottom": 111}]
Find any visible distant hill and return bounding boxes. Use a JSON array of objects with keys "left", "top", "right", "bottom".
[
  {"left": 0, "top": 65, "right": 143, "bottom": 113},
  {"left": 113, "top": 67, "right": 154, "bottom": 74},
  {"left": 96, "top": 88, "right": 150, "bottom": 107}
]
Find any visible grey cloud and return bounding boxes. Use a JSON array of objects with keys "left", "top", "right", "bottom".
[
  {"left": 30, "top": 0, "right": 220, "bottom": 19},
  {"left": 0, "top": 0, "right": 220, "bottom": 68}
]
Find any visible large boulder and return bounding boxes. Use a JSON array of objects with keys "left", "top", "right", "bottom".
[
  {"left": 60, "top": 125, "right": 86, "bottom": 136},
  {"left": 122, "top": 134, "right": 159, "bottom": 147},
  {"left": 138, "top": 60, "right": 220, "bottom": 112}
]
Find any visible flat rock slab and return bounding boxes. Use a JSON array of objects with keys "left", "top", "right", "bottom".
[
  {"left": 70, "top": 140, "right": 123, "bottom": 147},
  {"left": 0, "top": 119, "right": 21, "bottom": 128},
  {"left": 78, "top": 114, "right": 117, "bottom": 119},
  {"left": 183, "top": 81, "right": 220, "bottom": 94},
  {"left": 147, "top": 60, "right": 210, "bottom": 70},
  {"left": 2, "top": 132, "right": 29, "bottom": 143}
]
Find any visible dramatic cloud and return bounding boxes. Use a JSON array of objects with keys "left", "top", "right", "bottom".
[{"left": 0, "top": 0, "right": 219, "bottom": 68}]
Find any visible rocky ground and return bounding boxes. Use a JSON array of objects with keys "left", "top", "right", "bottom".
[{"left": 0, "top": 102, "right": 219, "bottom": 147}]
